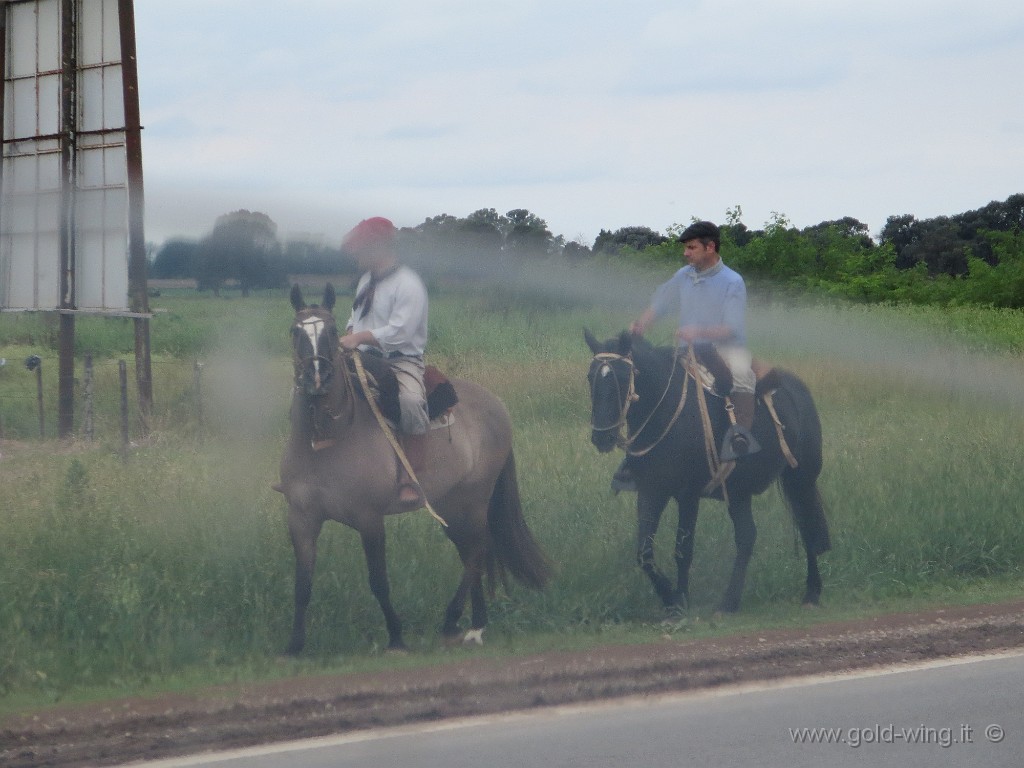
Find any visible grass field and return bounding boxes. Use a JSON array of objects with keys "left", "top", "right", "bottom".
[{"left": 2, "top": 267, "right": 1024, "bottom": 710}]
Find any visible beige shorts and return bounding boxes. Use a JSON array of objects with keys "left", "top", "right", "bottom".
[
  {"left": 391, "top": 356, "right": 429, "bottom": 434},
  {"left": 718, "top": 346, "right": 755, "bottom": 395}
]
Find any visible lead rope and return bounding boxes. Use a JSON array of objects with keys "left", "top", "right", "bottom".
[
  {"left": 762, "top": 390, "right": 799, "bottom": 469},
  {"left": 351, "top": 350, "right": 448, "bottom": 528},
  {"left": 686, "top": 348, "right": 733, "bottom": 503}
]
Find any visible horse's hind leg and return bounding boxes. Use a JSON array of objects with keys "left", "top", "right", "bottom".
[
  {"left": 781, "top": 475, "right": 830, "bottom": 605},
  {"left": 441, "top": 563, "right": 486, "bottom": 644},
  {"left": 442, "top": 535, "right": 487, "bottom": 644},
  {"left": 720, "top": 494, "right": 756, "bottom": 613},
  {"left": 360, "top": 526, "right": 405, "bottom": 650},
  {"left": 286, "top": 513, "right": 323, "bottom": 655}
]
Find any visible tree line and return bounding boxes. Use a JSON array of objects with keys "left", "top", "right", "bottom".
[{"left": 150, "top": 194, "right": 1024, "bottom": 308}]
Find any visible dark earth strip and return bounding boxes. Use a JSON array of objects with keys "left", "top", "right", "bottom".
[{"left": 3, "top": 599, "right": 1024, "bottom": 767}]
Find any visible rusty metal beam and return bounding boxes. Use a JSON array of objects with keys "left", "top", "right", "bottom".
[
  {"left": 118, "top": 0, "right": 152, "bottom": 430},
  {"left": 57, "top": 0, "right": 77, "bottom": 438}
]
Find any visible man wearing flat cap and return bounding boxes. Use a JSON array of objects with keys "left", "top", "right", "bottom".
[
  {"left": 616, "top": 221, "right": 757, "bottom": 488},
  {"left": 340, "top": 217, "right": 429, "bottom": 508}
]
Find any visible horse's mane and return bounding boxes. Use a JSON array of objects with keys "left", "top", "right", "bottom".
[{"left": 628, "top": 336, "right": 680, "bottom": 380}]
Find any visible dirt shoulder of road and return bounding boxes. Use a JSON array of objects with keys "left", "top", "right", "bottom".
[{"left": 3, "top": 599, "right": 1024, "bottom": 768}]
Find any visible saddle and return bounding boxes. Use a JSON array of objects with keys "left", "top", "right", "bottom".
[
  {"left": 350, "top": 351, "right": 459, "bottom": 426},
  {"left": 683, "top": 342, "right": 780, "bottom": 398}
]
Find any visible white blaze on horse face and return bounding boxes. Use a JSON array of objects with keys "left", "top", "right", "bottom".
[
  {"left": 299, "top": 317, "right": 326, "bottom": 388},
  {"left": 600, "top": 364, "right": 612, "bottom": 378}
]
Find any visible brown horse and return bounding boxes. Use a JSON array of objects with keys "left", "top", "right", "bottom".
[{"left": 279, "top": 284, "right": 551, "bottom": 654}]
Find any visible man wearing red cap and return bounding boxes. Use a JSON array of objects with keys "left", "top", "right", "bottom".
[{"left": 339, "top": 217, "right": 429, "bottom": 508}]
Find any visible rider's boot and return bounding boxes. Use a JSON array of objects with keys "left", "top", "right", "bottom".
[
  {"left": 721, "top": 391, "right": 760, "bottom": 461},
  {"left": 398, "top": 432, "right": 427, "bottom": 508}
]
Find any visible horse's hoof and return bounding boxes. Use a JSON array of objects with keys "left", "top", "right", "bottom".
[
  {"left": 661, "top": 604, "right": 687, "bottom": 625},
  {"left": 441, "top": 632, "right": 462, "bottom": 648},
  {"left": 463, "top": 628, "right": 485, "bottom": 646}
]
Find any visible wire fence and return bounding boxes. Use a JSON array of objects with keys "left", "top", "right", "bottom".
[{"left": 0, "top": 356, "right": 206, "bottom": 449}]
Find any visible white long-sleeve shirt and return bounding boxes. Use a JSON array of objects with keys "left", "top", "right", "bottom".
[{"left": 346, "top": 266, "right": 428, "bottom": 357}]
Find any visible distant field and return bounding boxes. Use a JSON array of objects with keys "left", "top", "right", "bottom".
[{"left": 2, "top": 270, "right": 1024, "bottom": 708}]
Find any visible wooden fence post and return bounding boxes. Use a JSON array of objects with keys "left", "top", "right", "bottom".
[
  {"left": 119, "top": 360, "right": 129, "bottom": 458},
  {"left": 83, "top": 354, "right": 95, "bottom": 441},
  {"left": 194, "top": 361, "right": 204, "bottom": 432}
]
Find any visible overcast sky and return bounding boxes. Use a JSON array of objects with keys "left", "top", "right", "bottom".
[{"left": 132, "top": 1, "right": 1024, "bottom": 247}]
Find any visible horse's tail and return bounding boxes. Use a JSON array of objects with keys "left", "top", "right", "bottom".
[
  {"left": 487, "top": 451, "right": 553, "bottom": 591},
  {"left": 774, "top": 371, "right": 831, "bottom": 556}
]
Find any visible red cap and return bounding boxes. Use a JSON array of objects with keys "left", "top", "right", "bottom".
[{"left": 342, "top": 217, "right": 396, "bottom": 253}]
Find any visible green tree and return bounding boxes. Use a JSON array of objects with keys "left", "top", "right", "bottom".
[
  {"left": 963, "top": 230, "right": 1024, "bottom": 308},
  {"left": 195, "top": 210, "right": 285, "bottom": 296},
  {"left": 503, "top": 209, "right": 554, "bottom": 261},
  {"left": 563, "top": 240, "right": 592, "bottom": 265},
  {"left": 150, "top": 238, "right": 199, "bottom": 279},
  {"left": 592, "top": 226, "right": 668, "bottom": 255}
]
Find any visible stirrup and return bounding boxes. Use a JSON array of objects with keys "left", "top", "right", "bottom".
[{"left": 720, "top": 425, "right": 760, "bottom": 462}]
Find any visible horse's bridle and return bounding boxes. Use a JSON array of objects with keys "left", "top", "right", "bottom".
[
  {"left": 589, "top": 352, "right": 639, "bottom": 445},
  {"left": 590, "top": 348, "right": 691, "bottom": 456},
  {"left": 292, "top": 313, "right": 337, "bottom": 394}
]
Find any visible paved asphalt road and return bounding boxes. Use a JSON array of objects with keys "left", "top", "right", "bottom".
[{"left": 137, "top": 651, "right": 1023, "bottom": 768}]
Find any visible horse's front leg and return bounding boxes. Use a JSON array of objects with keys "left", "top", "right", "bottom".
[
  {"left": 285, "top": 512, "right": 323, "bottom": 655},
  {"left": 360, "top": 525, "right": 406, "bottom": 650},
  {"left": 672, "top": 495, "right": 699, "bottom": 610},
  {"left": 636, "top": 489, "right": 676, "bottom": 610},
  {"left": 720, "top": 493, "right": 756, "bottom": 613}
]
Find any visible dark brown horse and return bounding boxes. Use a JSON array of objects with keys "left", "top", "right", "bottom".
[
  {"left": 585, "top": 330, "right": 831, "bottom": 615},
  {"left": 279, "top": 285, "right": 551, "bottom": 653}
]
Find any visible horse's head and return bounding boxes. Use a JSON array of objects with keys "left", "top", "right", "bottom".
[
  {"left": 290, "top": 283, "right": 341, "bottom": 397},
  {"left": 584, "top": 329, "right": 638, "bottom": 453}
]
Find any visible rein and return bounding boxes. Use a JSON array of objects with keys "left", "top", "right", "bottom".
[{"left": 624, "top": 349, "right": 687, "bottom": 457}]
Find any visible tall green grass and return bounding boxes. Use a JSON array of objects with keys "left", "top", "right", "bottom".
[{"left": 2, "top": 279, "right": 1024, "bottom": 707}]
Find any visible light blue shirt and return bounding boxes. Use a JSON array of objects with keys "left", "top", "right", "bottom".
[{"left": 650, "top": 260, "right": 747, "bottom": 347}]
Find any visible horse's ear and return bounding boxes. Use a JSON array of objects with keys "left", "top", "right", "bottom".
[
  {"left": 617, "top": 330, "right": 633, "bottom": 356},
  {"left": 584, "top": 328, "right": 601, "bottom": 354},
  {"left": 323, "top": 283, "right": 336, "bottom": 312},
  {"left": 290, "top": 284, "right": 305, "bottom": 312}
]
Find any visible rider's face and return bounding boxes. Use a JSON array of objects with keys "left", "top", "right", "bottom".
[{"left": 683, "top": 239, "right": 718, "bottom": 271}]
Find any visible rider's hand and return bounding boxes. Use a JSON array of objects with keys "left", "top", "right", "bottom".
[{"left": 676, "top": 325, "right": 701, "bottom": 345}]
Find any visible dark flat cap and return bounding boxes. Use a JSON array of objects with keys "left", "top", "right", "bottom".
[{"left": 678, "top": 221, "right": 720, "bottom": 242}]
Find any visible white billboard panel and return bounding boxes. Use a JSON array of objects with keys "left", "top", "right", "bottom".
[{"left": 1, "top": 0, "right": 132, "bottom": 312}]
